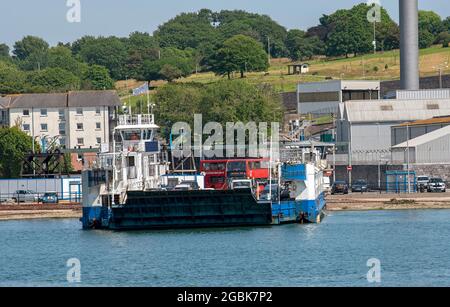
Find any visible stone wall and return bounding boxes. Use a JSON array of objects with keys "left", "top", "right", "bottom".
[{"left": 407, "top": 164, "right": 450, "bottom": 183}]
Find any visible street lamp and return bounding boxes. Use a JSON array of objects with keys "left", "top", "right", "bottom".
[{"left": 433, "top": 62, "right": 449, "bottom": 89}]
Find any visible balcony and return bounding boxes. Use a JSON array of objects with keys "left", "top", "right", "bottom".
[{"left": 118, "top": 114, "right": 155, "bottom": 126}]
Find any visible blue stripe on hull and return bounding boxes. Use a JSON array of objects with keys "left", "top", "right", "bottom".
[
  {"left": 271, "top": 192, "right": 326, "bottom": 224},
  {"left": 81, "top": 207, "right": 110, "bottom": 229}
]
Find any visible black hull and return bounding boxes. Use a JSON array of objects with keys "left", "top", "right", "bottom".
[{"left": 108, "top": 189, "right": 273, "bottom": 230}]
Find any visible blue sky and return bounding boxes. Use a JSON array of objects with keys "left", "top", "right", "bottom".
[{"left": 0, "top": 0, "right": 449, "bottom": 47}]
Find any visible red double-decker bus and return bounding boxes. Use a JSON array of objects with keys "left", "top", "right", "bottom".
[{"left": 200, "top": 158, "right": 270, "bottom": 190}]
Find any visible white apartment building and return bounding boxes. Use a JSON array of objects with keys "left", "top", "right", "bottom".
[{"left": 1, "top": 91, "right": 121, "bottom": 150}]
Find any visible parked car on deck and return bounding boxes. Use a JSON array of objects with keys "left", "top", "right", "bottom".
[
  {"left": 12, "top": 190, "right": 38, "bottom": 203},
  {"left": 427, "top": 178, "right": 446, "bottom": 193},
  {"left": 174, "top": 181, "right": 200, "bottom": 191},
  {"left": 352, "top": 179, "right": 368, "bottom": 193},
  {"left": 41, "top": 192, "right": 59, "bottom": 204},
  {"left": 331, "top": 181, "right": 349, "bottom": 195}
]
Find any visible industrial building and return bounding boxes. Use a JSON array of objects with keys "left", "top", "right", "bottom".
[
  {"left": 336, "top": 98, "right": 450, "bottom": 164},
  {"left": 392, "top": 125, "right": 450, "bottom": 164},
  {"left": 391, "top": 116, "right": 450, "bottom": 146},
  {"left": 297, "top": 80, "right": 380, "bottom": 116}
]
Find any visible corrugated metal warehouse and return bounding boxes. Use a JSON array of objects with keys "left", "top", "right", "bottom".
[
  {"left": 392, "top": 125, "right": 450, "bottom": 164},
  {"left": 337, "top": 99, "right": 450, "bottom": 163}
]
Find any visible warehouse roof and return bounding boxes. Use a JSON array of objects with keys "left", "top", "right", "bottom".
[
  {"left": 393, "top": 116, "right": 450, "bottom": 128},
  {"left": 4, "top": 91, "right": 121, "bottom": 109},
  {"left": 345, "top": 99, "right": 450, "bottom": 123},
  {"left": 393, "top": 125, "right": 450, "bottom": 148}
]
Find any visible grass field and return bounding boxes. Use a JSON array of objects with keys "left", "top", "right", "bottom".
[{"left": 118, "top": 45, "right": 450, "bottom": 106}]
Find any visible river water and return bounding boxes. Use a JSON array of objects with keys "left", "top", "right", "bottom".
[{"left": 1, "top": 210, "right": 450, "bottom": 287}]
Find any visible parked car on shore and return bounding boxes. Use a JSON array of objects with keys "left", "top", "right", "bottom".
[
  {"left": 41, "top": 192, "right": 59, "bottom": 204},
  {"left": 417, "top": 176, "right": 430, "bottom": 192},
  {"left": 427, "top": 178, "right": 446, "bottom": 193},
  {"left": 331, "top": 181, "right": 349, "bottom": 195},
  {"left": 351, "top": 179, "right": 368, "bottom": 193},
  {"left": 12, "top": 190, "right": 38, "bottom": 203}
]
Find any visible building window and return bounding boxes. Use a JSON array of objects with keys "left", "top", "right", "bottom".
[
  {"left": 60, "top": 138, "right": 66, "bottom": 148},
  {"left": 40, "top": 109, "right": 48, "bottom": 117},
  {"left": 77, "top": 138, "right": 84, "bottom": 146},
  {"left": 76, "top": 123, "right": 83, "bottom": 130},
  {"left": 96, "top": 122, "right": 101, "bottom": 130},
  {"left": 23, "top": 124, "right": 30, "bottom": 131},
  {"left": 23, "top": 109, "right": 30, "bottom": 116},
  {"left": 59, "top": 109, "right": 65, "bottom": 121},
  {"left": 41, "top": 124, "right": 48, "bottom": 132},
  {"left": 96, "top": 137, "right": 102, "bottom": 145},
  {"left": 77, "top": 153, "right": 83, "bottom": 161},
  {"left": 76, "top": 108, "right": 83, "bottom": 115},
  {"left": 95, "top": 107, "right": 101, "bottom": 115},
  {"left": 59, "top": 123, "right": 66, "bottom": 135}
]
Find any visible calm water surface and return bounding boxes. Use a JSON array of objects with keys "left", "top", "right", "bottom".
[{"left": 1, "top": 210, "right": 450, "bottom": 286}]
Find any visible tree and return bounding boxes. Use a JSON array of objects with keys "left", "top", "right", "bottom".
[
  {"left": 0, "top": 44, "right": 10, "bottom": 58},
  {"left": 46, "top": 46, "right": 87, "bottom": 77},
  {"left": 82, "top": 65, "right": 114, "bottom": 90},
  {"left": 211, "top": 35, "right": 268, "bottom": 78},
  {"left": 419, "top": 11, "right": 444, "bottom": 39},
  {"left": 285, "top": 30, "right": 324, "bottom": 61},
  {"left": 125, "top": 32, "right": 160, "bottom": 79},
  {"left": 142, "top": 48, "right": 195, "bottom": 81},
  {"left": 154, "top": 9, "right": 218, "bottom": 50},
  {"left": 0, "top": 126, "right": 36, "bottom": 178},
  {"left": 13, "top": 36, "right": 49, "bottom": 60},
  {"left": 77, "top": 36, "right": 128, "bottom": 79},
  {"left": 26, "top": 68, "right": 80, "bottom": 92},
  {"left": 444, "top": 17, "right": 450, "bottom": 32},
  {"left": 154, "top": 80, "right": 283, "bottom": 140},
  {"left": 325, "top": 7, "right": 372, "bottom": 57},
  {"left": 215, "top": 10, "right": 288, "bottom": 57},
  {"left": 0, "top": 61, "right": 26, "bottom": 94},
  {"left": 419, "top": 29, "right": 435, "bottom": 49},
  {"left": 315, "top": 4, "right": 399, "bottom": 57}
]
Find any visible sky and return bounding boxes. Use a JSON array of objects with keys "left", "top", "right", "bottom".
[{"left": 0, "top": 0, "right": 449, "bottom": 47}]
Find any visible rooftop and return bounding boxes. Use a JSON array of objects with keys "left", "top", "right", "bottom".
[
  {"left": 393, "top": 125, "right": 450, "bottom": 148},
  {"left": 393, "top": 116, "right": 450, "bottom": 128},
  {"left": 345, "top": 99, "right": 450, "bottom": 123},
  {"left": 298, "top": 80, "right": 381, "bottom": 93},
  {"left": 2, "top": 91, "right": 121, "bottom": 109}
]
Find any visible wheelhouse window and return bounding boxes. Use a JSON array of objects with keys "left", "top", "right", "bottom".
[{"left": 122, "top": 130, "right": 142, "bottom": 141}]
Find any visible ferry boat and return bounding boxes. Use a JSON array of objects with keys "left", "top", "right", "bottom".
[{"left": 81, "top": 114, "right": 328, "bottom": 230}]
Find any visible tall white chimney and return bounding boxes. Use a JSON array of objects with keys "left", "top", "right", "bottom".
[{"left": 399, "top": 0, "right": 420, "bottom": 90}]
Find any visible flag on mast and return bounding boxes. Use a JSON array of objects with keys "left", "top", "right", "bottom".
[{"left": 132, "top": 82, "right": 149, "bottom": 96}]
